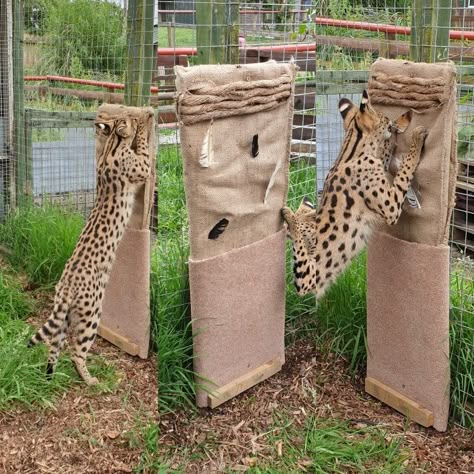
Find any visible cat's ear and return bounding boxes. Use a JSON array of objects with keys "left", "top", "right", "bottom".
[
  {"left": 359, "top": 89, "right": 369, "bottom": 113},
  {"left": 296, "top": 196, "right": 315, "bottom": 216},
  {"left": 393, "top": 110, "right": 413, "bottom": 134},
  {"left": 339, "top": 98, "right": 356, "bottom": 130}
]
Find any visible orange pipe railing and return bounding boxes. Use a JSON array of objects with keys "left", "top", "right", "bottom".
[{"left": 313, "top": 16, "right": 474, "bottom": 41}]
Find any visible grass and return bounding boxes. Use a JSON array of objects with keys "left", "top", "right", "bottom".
[
  {"left": 312, "top": 253, "right": 368, "bottom": 374},
  {"left": 32, "top": 127, "right": 65, "bottom": 143},
  {"left": 0, "top": 268, "right": 117, "bottom": 411},
  {"left": 0, "top": 203, "right": 84, "bottom": 288},
  {"left": 156, "top": 142, "right": 474, "bottom": 429},
  {"left": 158, "top": 411, "right": 411, "bottom": 472},
  {"left": 126, "top": 417, "right": 161, "bottom": 473},
  {"left": 154, "top": 144, "right": 196, "bottom": 413},
  {"left": 156, "top": 145, "right": 195, "bottom": 413},
  {"left": 449, "top": 267, "right": 474, "bottom": 428},
  {"left": 0, "top": 271, "right": 34, "bottom": 319},
  {"left": 249, "top": 414, "right": 409, "bottom": 473},
  {"left": 153, "top": 241, "right": 196, "bottom": 413},
  {"left": 0, "top": 203, "right": 119, "bottom": 410}
]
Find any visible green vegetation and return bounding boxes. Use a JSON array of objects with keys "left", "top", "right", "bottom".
[
  {"left": 126, "top": 419, "right": 161, "bottom": 473},
  {"left": 156, "top": 142, "right": 474, "bottom": 428},
  {"left": 36, "top": 0, "right": 126, "bottom": 77},
  {"left": 0, "top": 266, "right": 116, "bottom": 411},
  {"left": 154, "top": 144, "right": 196, "bottom": 413},
  {"left": 0, "top": 204, "right": 84, "bottom": 288},
  {"left": 449, "top": 267, "right": 474, "bottom": 428},
  {"left": 249, "top": 415, "right": 409, "bottom": 473}
]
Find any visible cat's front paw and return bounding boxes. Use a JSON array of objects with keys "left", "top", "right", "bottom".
[
  {"left": 281, "top": 206, "right": 294, "bottom": 224},
  {"left": 281, "top": 206, "right": 296, "bottom": 236},
  {"left": 412, "top": 126, "right": 428, "bottom": 144}
]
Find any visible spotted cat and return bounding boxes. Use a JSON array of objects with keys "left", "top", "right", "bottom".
[
  {"left": 282, "top": 90, "right": 427, "bottom": 298},
  {"left": 28, "top": 111, "right": 152, "bottom": 385}
]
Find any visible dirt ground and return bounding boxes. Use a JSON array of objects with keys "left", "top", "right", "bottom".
[
  {"left": 159, "top": 340, "right": 474, "bottom": 473},
  {"left": 0, "top": 335, "right": 157, "bottom": 474}
]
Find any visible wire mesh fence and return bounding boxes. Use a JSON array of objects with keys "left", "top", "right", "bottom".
[{"left": 0, "top": 0, "right": 472, "bottom": 426}]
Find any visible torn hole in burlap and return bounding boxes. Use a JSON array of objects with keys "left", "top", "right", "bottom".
[
  {"left": 176, "top": 61, "right": 296, "bottom": 407},
  {"left": 96, "top": 104, "right": 156, "bottom": 359},
  {"left": 366, "top": 59, "right": 457, "bottom": 431}
]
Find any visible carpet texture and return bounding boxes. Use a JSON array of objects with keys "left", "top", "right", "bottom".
[
  {"left": 176, "top": 61, "right": 296, "bottom": 407},
  {"left": 366, "top": 59, "right": 457, "bottom": 431}
]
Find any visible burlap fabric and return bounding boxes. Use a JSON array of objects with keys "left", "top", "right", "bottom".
[
  {"left": 176, "top": 61, "right": 296, "bottom": 407},
  {"left": 366, "top": 59, "right": 457, "bottom": 431},
  {"left": 96, "top": 104, "right": 156, "bottom": 359}
]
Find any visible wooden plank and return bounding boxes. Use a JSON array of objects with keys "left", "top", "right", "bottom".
[
  {"left": 458, "top": 175, "right": 474, "bottom": 185},
  {"left": 451, "top": 238, "right": 474, "bottom": 253},
  {"left": 456, "top": 180, "right": 474, "bottom": 193},
  {"left": 365, "top": 377, "right": 434, "bottom": 427},
  {"left": 458, "top": 157, "right": 474, "bottom": 167},
  {"left": 207, "top": 359, "right": 282, "bottom": 408},
  {"left": 26, "top": 108, "right": 172, "bottom": 130},
  {"left": 98, "top": 324, "right": 140, "bottom": 356},
  {"left": 30, "top": 118, "right": 95, "bottom": 129},
  {"left": 28, "top": 109, "right": 97, "bottom": 120},
  {"left": 291, "top": 141, "right": 316, "bottom": 154},
  {"left": 453, "top": 215, "right": 474, "bottom": 236},
  {"left": 25, "top": 85, "right": 165, "bottom": 107},
  {"left": 314, "top": 34, "right": 408, "bottom": 56}
]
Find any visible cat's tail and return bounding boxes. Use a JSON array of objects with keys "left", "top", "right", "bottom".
[{"left": 28, "top": 293, "right": 71, "bottom": 348}]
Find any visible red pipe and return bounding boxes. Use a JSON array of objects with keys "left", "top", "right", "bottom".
[
  {"left": 313, "top": 16, "right": 474, "bottom": 41},
  {"left": 157, "top": 43, "right": 315, "bottom": 56},
  {"left": 158, "top": 47, "right": 197, "bottom": 56},
  {"left": 24, "top": 74, "right": 159, "bottom": 93},
  {"left": 157, "top": 9, "right": 307, "bottom": 14},
  {"left": 314, "top": 17, "right": 410, "bottom": 35}
]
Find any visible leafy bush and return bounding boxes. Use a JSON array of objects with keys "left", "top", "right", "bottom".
[{"left": 40, "top": 0, "right": 126, "bottom": 76}]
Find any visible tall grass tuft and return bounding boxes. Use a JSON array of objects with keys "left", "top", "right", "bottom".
[
  {"left": 0, "top": 271, "right": 34, "bottom": 319},
  {"left": 155, "top": 143, "right": 196, "bottom": 412},
  {"left": 153, "top": 240, "right": 196, "bottom": 413},
  {"left": 449, "top": 268, "right": 474, "bottom": 428},
  {"left": 0, "top": 311, "right": 73, "bottom": 410},
  {"left": 0, "top": 204, "right": 84, "bottom": 287},
  {"left": 313, "top": 253, "right": 368, "bottom": 374}
]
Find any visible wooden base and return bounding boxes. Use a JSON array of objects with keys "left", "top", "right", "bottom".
[
  {"left": 207, "top": 359, "right": 282, "bottom": 409},
  {"left": 365, "top": 377, "right": 434, "bottom": 427},
  {"left": 98, "top": 324, "right": 140, "bottom": 357}
]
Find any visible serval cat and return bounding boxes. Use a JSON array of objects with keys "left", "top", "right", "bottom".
[
  {"left": 282, "top": 90, "right": 427, "bottom": 298},
  {"left": 28, "top": 110, "right": 153, "bottom": 385}
]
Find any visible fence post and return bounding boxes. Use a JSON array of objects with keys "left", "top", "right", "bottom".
[
  {"left": 196, "top": 0, "right": 240, "bottom": 65},
  {"left": 12, "top": 0, "right": 30, "bottom": 205},
  {"left": 124, "top": 0, "right": 155, "bottom": 107},
  {"left": 410, "top": 0, "right": 452, "bottom": 63}
]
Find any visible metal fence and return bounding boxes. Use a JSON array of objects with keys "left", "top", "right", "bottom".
[{"left": 1, "top": 0, "right": 473, "bottom": 425}]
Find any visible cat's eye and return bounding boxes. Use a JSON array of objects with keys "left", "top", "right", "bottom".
[{"left": 95, "top": 123, "right": 110, "bottom": 135}]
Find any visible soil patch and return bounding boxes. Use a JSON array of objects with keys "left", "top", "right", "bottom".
[{"left": 159, "top": 339, "right": 473, "bottom": 473}]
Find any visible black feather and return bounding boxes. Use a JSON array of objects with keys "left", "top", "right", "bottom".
[
  {"left": 252, "top": 134, "right": 259, "bottom": 158},
  {"left": 208, "top": 218, "right": 229, "bottom": 240}
]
